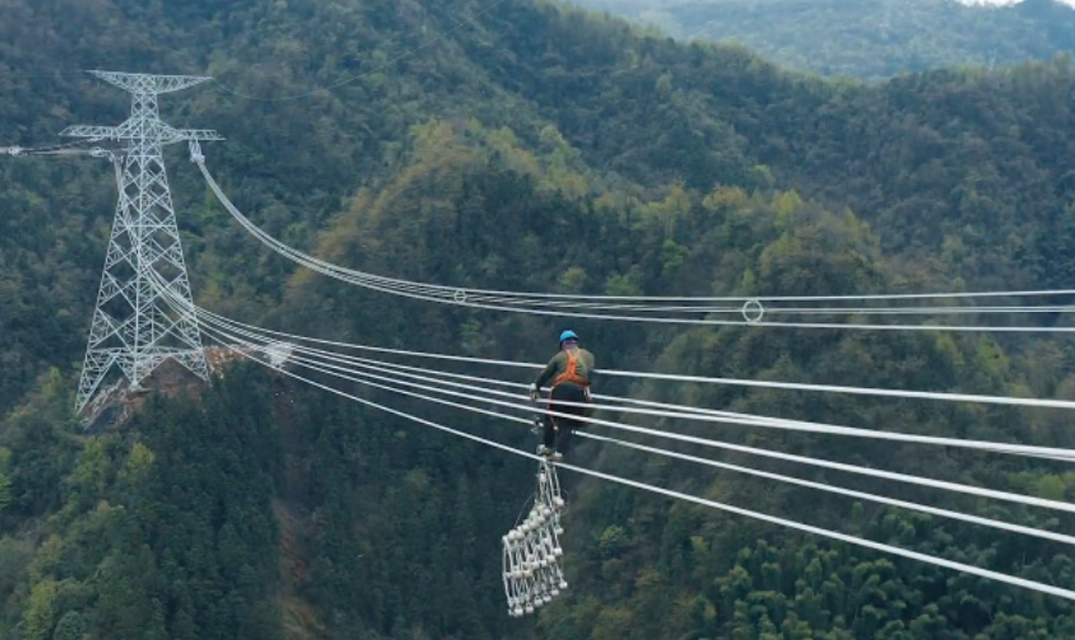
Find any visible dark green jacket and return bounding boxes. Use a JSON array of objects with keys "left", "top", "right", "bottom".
[{"left": 534, "top": 348, "right": 596, "bottom": 390}]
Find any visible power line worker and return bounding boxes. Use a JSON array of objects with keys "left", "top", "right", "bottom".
[{"left": 529, "top": 330, "right": 595, "bottom": 458}]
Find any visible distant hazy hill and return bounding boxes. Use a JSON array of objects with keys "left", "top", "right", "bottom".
[{"left": 570, "top": 0, "right": 1075, "bottom": 79}]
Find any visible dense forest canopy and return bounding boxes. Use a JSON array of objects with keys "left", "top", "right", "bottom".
[
  {"left": 568, "top": 0, "right": 1075, "bottom": 79},
  {"left": 3, "top": 0, "right": 1075, "bottom": 638}
]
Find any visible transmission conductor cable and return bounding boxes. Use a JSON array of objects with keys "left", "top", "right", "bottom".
[
  {"left": 185, "top": 301, "right": 1075, "bottom": 412},
  {"left": 193, "top": 152, "right": 1075, "bottom": 304},
  {"left": 196, "top": 308, "right": 1075, "bottom": 462},
  {"left": 194, "top": 155, "right": 1075, "bottom": 333},
  {"left": 191, "top": 313, "right": 1075, "bottom": 515},
  {"left": 200, "top": 319, "right": 1075, "bottom": 548},
  {"left": 154, "top": 274, "right": 1075, "bottom": 463},
  {"left": 196, "top": 326, "right": 1075, "bottom": 604}
]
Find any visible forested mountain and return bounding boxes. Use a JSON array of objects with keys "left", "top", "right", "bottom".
[
  {"left": 3, "top": 0, "right": 1075, "bottom": 639},
  {"left": 569, "top": 0, "right": 1075, "bottom": 79}
]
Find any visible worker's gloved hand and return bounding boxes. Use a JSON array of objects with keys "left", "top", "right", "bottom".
[
  {"left": 529, "top": 384, "right": 539, "bottom": 402},
  {"left": 583, "top": 387, "right": 592, "bottom": 403}
]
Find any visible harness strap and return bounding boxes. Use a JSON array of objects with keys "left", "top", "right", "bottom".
[{"left": 552, "top": 350, "right": 588, "bottom": 387}]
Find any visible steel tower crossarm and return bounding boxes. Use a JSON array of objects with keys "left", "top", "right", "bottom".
[
  {"left": 61, "top": 124, "right": 224, "bottom": 144},
  {"left": 87, "top": 70, "right": 214, "bottom": 95}
]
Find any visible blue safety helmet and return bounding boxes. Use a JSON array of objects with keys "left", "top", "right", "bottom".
[{"left": 559, "top": 330, "right": 579, "bottom": 345}]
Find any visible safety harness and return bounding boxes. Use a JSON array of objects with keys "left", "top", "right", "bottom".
[{"left": 552, "top": 349, "right": 589, "bottom": 387}]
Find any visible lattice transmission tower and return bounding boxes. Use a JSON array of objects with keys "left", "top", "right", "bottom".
[{"left": 60, "top": 71, "right": 223, "bottom": 414}]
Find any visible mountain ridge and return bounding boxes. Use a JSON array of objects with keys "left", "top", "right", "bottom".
[
  {"left": 2, "top": 1, "right": 1075, "bottom": 639},
  {"left": 568, "top": 0, "right": 1075, "bottom": 78}
]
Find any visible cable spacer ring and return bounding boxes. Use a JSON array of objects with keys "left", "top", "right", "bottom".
[
  {"left": 453, "top": 289, "right": 468, "bottom": 304},
  {"left": 742, "top": 299, "right": 766, "bottom": 324}
]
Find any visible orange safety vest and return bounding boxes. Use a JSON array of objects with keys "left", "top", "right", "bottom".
[{"left": 552, "top": 350, "right": 589, "bottom": 387}]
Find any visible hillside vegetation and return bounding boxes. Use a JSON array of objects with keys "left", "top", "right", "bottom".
[
  {"left": 2, "top": 0, "right": 1075, "bottom": 638},
  {"left": 571, "top": 0, "right": 1075, "bottom": 79}
]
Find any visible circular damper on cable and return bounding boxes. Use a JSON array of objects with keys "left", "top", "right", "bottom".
[
  {"left": 741, "top": 299, "right": 766, "bottom": 324},
  {"left": 454, "top": 289, "right": 468, "bottom": 304}
]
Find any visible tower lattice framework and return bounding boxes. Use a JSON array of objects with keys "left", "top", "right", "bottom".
[{"left": 65, "top": 71, "right": 223, "bottom": 414}]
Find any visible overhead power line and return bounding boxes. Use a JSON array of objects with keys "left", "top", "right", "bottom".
[
  {"left": 193, "top": 151, "right": 1075, "bottom": 333},
  {"left": 195, "top": 316, "right": 1075, "bottom": 516},
  {"left": 181, "top": 300, "right": 1075, "bottom": 413},
  {"left": 195, "top": 317, "right": 1075, "bottom": 604},
  {"left": 180, "top": 303, "right": 1075, "bottom": 518},
  {"left": 190, "top": 303, "right": 1075, "bottom": 463},
  {"left": 198, "top": 317, "right": 1075, "bottom": 546}
]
